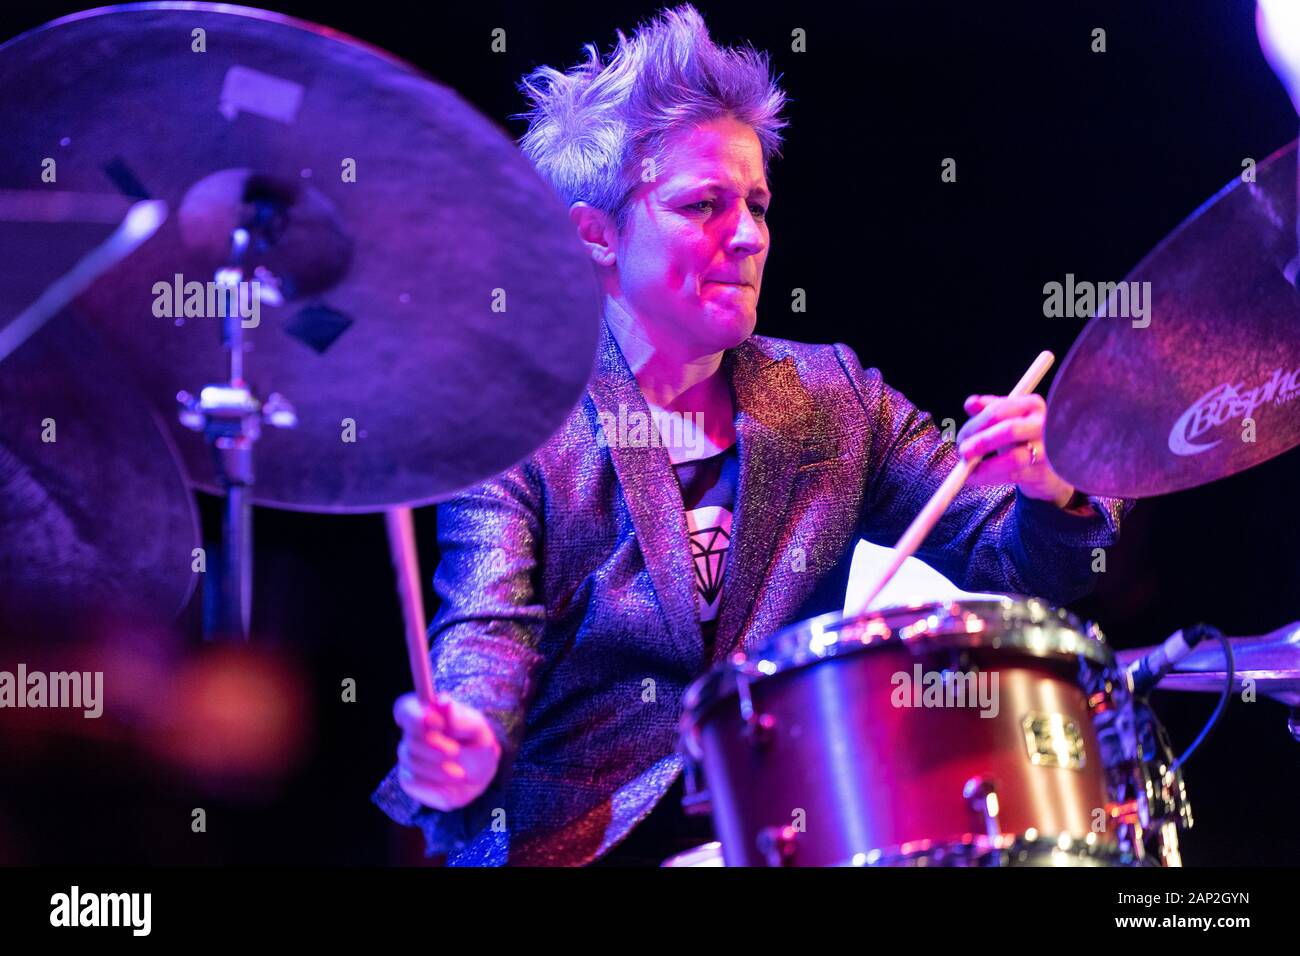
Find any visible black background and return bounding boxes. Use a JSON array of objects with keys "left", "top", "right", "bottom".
[{"left": 0, "top": 0, "right": 1296, "bottom": 866}]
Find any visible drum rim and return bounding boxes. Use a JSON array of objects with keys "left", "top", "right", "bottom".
[
  {"left": 683, "top": 596, "right": 1114, "bottom": 723},
  {"left": 833, "top": 829, "right": 1131, "bottom": 867},
  {"left": 659, "top": 833, "right": 1146, "bottom": 867}
]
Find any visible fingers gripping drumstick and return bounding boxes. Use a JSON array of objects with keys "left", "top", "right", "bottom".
[{"left": 845, "top": 350, "right": 1056, "bottom": 617}]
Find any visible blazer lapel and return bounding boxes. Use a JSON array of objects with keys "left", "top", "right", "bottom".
[
  {"left": 587, "top": 323, "right": 702, "bottom": 665},
  {"left": 710, "top": 341, "right": 808, "bottom": 663},
  {"left": 587, "top": 324, "right": 815, "bottom": 668}
]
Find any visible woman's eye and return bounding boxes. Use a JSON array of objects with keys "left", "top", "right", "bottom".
[{"left": 684, "top": 199, "right": 766, "bottom": 217}]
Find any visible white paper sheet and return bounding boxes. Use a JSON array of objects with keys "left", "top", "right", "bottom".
[{"left": 843, "top": 539, "right": 1006, "bottom": 617}]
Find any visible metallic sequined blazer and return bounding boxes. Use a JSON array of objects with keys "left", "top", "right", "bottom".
[{"left": 372, "top": 321, "right": 1131, "bottom": 866}]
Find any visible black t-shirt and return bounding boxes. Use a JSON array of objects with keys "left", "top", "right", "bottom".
[{"left": 671, "top": 445, "right": 738, "bottom": 656}]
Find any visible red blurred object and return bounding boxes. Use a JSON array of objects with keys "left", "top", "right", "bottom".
[{"left": 151, "top": 644, "right": 310, "bottom": 785}]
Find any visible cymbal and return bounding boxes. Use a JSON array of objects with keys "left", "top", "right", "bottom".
[
  {"left": 1116, "top": 622, "right": 1300, "bottom": 707},
  {"left": 0, "top": 310, "right": 200, "bottom": 633},
  {"left": 1045, "top": 142, "right": 1300, "bottom": 498},
  {"left": 0, "top": 3, "right": 600, "bottom": 513}
]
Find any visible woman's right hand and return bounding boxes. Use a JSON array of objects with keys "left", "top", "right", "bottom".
[{"left": 393, "top": 691, "right": 502, "bottom": 812}]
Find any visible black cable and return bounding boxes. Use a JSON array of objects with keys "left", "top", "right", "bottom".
[{"left": 1171, "top": 624, "right": 1233, "bottom": 771}]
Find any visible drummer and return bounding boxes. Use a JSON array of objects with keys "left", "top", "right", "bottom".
[{"left": 373, "top": 4, "right": 1130, "bottom": 866}]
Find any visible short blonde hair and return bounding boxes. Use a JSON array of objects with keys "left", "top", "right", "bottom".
[{"left": 515, "top": 4, "right": 788, "bottom": 228}]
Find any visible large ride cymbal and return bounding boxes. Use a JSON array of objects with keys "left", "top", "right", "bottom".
[
  {"left": 1045, "top": 142, "right": 1300, "bottom": 498},
  {"left": 0, "top": 3, "right": 600, "bottom": 513}
]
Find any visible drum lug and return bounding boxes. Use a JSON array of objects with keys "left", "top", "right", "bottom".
[
  {"left": 736, "top": 671, "right": 776, "bottom": 745},
  {"left": 756, "top": 824, "right": 799, "bottom": 866},
  {"left": 744, "top": 712, "right": 777, "bottom": 745},
  {"left": 963, "top": 776, "right": 1003, "bottom": 842},
  {"left": 681, "top": 759, "right": 713, "bottom": 817}
]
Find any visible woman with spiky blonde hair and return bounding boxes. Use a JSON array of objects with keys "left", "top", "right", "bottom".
[
  {"left": 516, "top": 3, "right": 786, "bottom": 463},
  {"left": 376, "top": 5, "right": 1127, "bottom": 866}
]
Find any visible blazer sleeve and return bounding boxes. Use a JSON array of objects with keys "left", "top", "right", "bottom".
[
  {"left": 833, "top": 343, "right": 1134, "bottom": 605},
  {"left": 371, "top": 460, "right": 547, "bottom": 857}
]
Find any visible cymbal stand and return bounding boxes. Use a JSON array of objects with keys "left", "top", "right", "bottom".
[{"left": 178, "top": 226, "right": 296, "bottom": 640}]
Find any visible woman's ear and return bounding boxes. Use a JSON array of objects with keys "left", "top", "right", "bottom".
[{"left": 569, "top": 202, "right": 618, "bottom": 267}]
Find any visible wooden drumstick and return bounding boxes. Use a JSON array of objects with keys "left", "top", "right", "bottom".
[
  {"left": 846, "top": 350, "right": 1056, "bottom": 617},
  {"left": 384, "top": 506, "right": 447, "bottom": 715}
]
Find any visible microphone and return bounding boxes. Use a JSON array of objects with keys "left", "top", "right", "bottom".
[{"left": 1126, "top": 623, "right": 1218, "bottom": 696}]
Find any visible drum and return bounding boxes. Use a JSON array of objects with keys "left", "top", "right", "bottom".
[{"left": 681, "top": 597, "right": 1178, "bottom": 866}]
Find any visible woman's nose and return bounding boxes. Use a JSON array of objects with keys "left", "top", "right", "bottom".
[{"left": 726, "top": 204, "right": 766, "bottom": 255}]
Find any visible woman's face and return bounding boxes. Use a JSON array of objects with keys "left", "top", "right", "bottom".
[{"left": 614, "top": 115, "right": 771, "bottom": 360}]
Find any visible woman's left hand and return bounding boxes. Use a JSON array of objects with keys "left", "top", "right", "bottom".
[{"left": 955, "top": 393, "right": 1076, "bottom": 509}]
